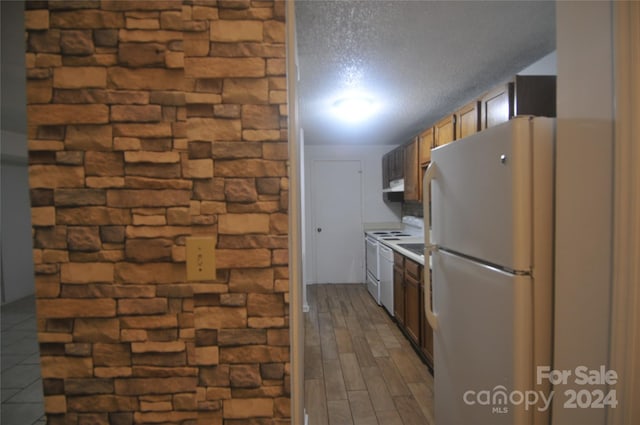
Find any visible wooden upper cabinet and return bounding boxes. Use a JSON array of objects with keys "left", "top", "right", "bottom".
[
  {"left": 418, "top": 127, "right": 433, "bottom": 166},
  {"left": 481, "top": 76, "right": 556, "bottom": 130},
  {"left": 389, "top": 146, "right": 404, "bottom": 182},
  {"left": 455, "top": 101, "right": 481, "bottom": 140},
  {"left": 382, "top": 146, "right": 405, "bottom": 187},
  {"left": 403, "top": 138, "right": 419, "bottom": 202},
  {"left": 481, "top": 83, "right": 514, "bottom": 130},
  {"left": 382, "top": 152, "right": 391, "bottom": 189},
  {"left": 434, "top": 115, "right": 456, "bottom": 147}
]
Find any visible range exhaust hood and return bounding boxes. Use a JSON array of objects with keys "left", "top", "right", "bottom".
[{"left": 382, "top": 178, "right": 405, "bottom": 193}]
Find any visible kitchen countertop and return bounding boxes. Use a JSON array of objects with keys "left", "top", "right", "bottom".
[{"left": 379, "top": 236, "right": 426, "bottom": 266}]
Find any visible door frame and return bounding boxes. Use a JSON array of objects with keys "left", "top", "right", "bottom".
[
  {"left": 309, "top": 158, "right": 364, "bottom": 284},
  {"left": 285, "top": 1, "right": 304, "bottom": 423},
  {"left": 288, "top": 3, "right": 640, "bottom": 425},
  {"left": 608, "top": 2, "right": 640, "bottom": 423}
]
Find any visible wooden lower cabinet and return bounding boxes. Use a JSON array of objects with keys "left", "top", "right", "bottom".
[
  {"left": 420, "top": 276, "right": 434, "bottom": 366},
  {"left": 393, "top": 252, "right": 405, "bottom": 325},
  {"left": 404, "top": 272, "right": 420, "bottom": 345},
  {"left": 392, "top": 255, "right": 434, "bottom": 369}
]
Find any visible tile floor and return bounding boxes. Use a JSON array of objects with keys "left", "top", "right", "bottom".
[
  {"left": 1, "top": 295, "right": 46, "bottom": 425},
  {"left": 305, "top": 284, "right": 434, "bottom": 425}
]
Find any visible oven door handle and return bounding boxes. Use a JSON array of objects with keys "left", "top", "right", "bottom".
[{"left": 378, "top": 244, "right": 392, "bottom": 254}]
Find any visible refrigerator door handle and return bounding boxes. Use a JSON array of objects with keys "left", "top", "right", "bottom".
[{"left": 423, "top": 162, "right": 439, "bottom": 330}]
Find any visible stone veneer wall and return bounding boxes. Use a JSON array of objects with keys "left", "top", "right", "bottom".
[{"left": 24, "top": 1, "right": 289, "bottom": 424}]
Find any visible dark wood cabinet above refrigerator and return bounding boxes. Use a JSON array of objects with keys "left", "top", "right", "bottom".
[
  {"left": 381, "top": 74, "right": 555, "bottom": 205},
  {"left": 481, "top": 75, "right": 556, "bottom": 130}
]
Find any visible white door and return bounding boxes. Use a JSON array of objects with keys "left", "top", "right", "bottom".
[{"left": 312, "top": 160, "right": 363, "bottom": 283}]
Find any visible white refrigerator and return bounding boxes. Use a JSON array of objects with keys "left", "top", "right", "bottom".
[{"left": 423, "top": 117, "right": 555, "bottom": 425}]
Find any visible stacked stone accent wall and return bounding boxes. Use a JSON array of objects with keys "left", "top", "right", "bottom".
[{"left": 25, "top": 1, "right": 289, "bottom": 424}]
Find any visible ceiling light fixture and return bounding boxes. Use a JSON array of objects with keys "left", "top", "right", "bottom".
[{"left": 332, "top": 96, "right": 377, "bottom": 123}]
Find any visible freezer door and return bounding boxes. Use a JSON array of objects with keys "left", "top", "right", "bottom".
[
  {"left": 430, "top": 117, "right": 534, "bottom": 271},
  {"left": 433, "top": 250, "right": 534, "bottom": 425}
]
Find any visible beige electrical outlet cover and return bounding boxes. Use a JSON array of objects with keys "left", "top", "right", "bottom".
[{"left": 186, "top": 237, "right": 216, "bottom": 281}]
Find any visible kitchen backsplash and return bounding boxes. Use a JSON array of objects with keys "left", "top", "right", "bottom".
[{"left": 403, "top": 201, "right": 423, "bottom": 218}]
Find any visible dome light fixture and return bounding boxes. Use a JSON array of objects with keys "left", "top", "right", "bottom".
[{"left": 332, "top": 96, "right": 377, "bottom": 123}]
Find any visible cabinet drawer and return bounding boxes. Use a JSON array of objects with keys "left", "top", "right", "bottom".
[
  {"left": 393, "top": 251, "right": 404, "bottom": 267},
  {"left": 405, "top": 258, "right": 420, "bottom": 281}
]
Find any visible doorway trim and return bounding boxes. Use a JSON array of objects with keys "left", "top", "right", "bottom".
[
  {"left": 608, "top": 2, "right": 640, "bottom": 424},
  {"left": 285, "top": 1, "right": 305, "bottom": 424}
]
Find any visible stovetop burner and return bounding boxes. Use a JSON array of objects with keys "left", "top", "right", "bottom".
[{"left": 368, "top": 230, "right": 415, "bottom": 238}]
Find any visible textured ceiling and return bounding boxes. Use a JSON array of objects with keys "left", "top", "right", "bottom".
[{"left": 295, "top": 0, "right": 556, "bottom": 145}]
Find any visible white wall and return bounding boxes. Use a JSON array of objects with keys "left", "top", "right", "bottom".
[
  {"left": 303, "top": 144, "right": 402, "bottom": 285},
  {"left": 1, "top": 2, "right": 34, "bottom": 304},
  {"left": 552, "top": 2, "right": 613, "bottom": 424},
  {"left": 519, "top": 50, "right": 557, "bottom": 75},
  {"left": 1, "top": 132, "right": 35, "bottom": 304}
]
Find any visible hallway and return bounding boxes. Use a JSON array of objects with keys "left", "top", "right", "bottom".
[{"left": 305, "top": 284, "right": 434, "bottom": 425}]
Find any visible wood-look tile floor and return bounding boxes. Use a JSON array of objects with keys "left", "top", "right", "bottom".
[{"left": 305, "top": 284, "right": 434, "bottom": 425}]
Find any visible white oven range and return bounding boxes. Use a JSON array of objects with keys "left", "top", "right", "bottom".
[{"left": 365, "top": 217, "right": 423, "bottom": 311}]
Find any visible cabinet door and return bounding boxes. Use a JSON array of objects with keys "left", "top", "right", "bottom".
[
  {"left": 420, "top": 270, "right": 434, "bottom": 366},
  {"left": 394, "top": 252, "right": 404, "bottom": 323},
  {"left": 481, "top": 82, "right": 514, "bottom": 129},
  {"left": 418, "top": 127, "right": 433, "bottom": 166},
  {"left": 393, "top": 146, "right": 405, "bottom": 181},
  {"left": 403, "top": 138, "right": 419, "bottom": 201},
  {"left": 434, "top": 115, "right": 456, "bottom": 147},
  {"left": 455, "top": 101, "right": 480, "bottom": 140},
  {"left": 382, "top": 152, "right": 390, "bottom": 189},
  {"left": 405, "top": 258, "right": 420, "bottom": 281},
  {"left": 394, "top": 265, "right": 405, "bottom": 325},
  {"left": 404, "top": 274, "right": 420, "bottom": 345}
]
